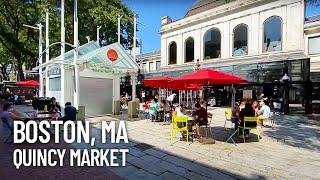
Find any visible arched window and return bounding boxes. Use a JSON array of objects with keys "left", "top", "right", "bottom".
[
  {"left": 169, "top": 42, "right": 177, "bottom": 64},
  {"left": 263, "top": 16, "right": 282, "bottom": 52},
  {"left": 204, "top": 28, "right": 221, "bottom": 59},
  {"left": 233, "top": 24, "right": 248, "bottom": 56},
  {"left": 185, "top": 37, "right": 194, "bottom": 63}
]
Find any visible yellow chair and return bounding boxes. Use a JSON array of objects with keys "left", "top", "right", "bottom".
[
  {"left": 170, "top": 115, "right": 189, "bottom": 143},
  {"left": 224, "top": 109, "right": 232, "bottom": 129},
  {"left": 240, "top": 116, "right": 260, "bottom": 142}
]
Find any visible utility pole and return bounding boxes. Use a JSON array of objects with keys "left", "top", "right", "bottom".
[
  {"left": 60, "top": 0, "right": 65, "bottom": 107},
  {"left": 73, "top": 0, "right": 79, "bottom": 109},
  {"left": 117, "top": 14, "right": 123, "bottom": 44},
  {"left": 45, "top": 9, "right": 49, "bottom": 97}
]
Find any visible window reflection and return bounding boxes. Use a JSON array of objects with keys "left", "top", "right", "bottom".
[
  {"left": 233, "top": 24, "right": 248, "bottom": 56},
  {"left": 263, "top": 16, "right": 282, "bottom": 52},
  {"left": 185, "top": 37, "right": 194, "bottom": 63},
  {"left": 204, "top": 28, "right": 221, "bottom": 59},
  {"left": 169, "top": 42, "right": 177, "bottom": 64}
]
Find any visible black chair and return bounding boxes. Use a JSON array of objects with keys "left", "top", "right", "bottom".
[{"left": 1, "top": 118, "right": 13, "bottom": 143}]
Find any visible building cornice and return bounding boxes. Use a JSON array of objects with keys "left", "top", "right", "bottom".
[
  {"left": 158, "top": 50, "right": 307, "bottom": 73},
  {"left": 160, "top": 0, "right": 265, "bottom": 34},
  {"left": 160, "top": 0, "right": 302, "bottom": 35}
]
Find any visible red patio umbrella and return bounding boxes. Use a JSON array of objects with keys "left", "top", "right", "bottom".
[
  {"left": 142, "top": 76, "right": 174, "bottom": 88},
  {"left": 168, "top": 83, "right": 203, "bottom": 91},
  {"left": 15, "top": 80, "right": 40, "bottom": 87},
  {"left": 171, "top": 68, "right": 248, "bottom": 86}
]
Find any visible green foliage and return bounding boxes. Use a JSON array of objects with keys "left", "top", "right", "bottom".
[{"left": 0, "top": 0, "right": 134, "bottom": 81}]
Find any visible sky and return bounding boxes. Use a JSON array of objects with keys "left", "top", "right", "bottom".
[{"left": 123, "top": 0, "right": 320, "bottom": 54}]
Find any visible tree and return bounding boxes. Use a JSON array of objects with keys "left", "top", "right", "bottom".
[{"left": 0, "top": 0, "right": 134, "bottom": 81}]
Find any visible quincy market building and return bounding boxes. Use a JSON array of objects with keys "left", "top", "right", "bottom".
[{"left": 139, "top": 0, "right": 320, "bottom": 113}]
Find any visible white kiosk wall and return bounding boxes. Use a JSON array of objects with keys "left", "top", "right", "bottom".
[{"left": 79, "top": 77, "right": 113, "bottom": 117}]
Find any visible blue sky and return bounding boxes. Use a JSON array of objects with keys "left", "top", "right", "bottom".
[{"left": 123, "top": 0, "right": 320, "bottom": 54}]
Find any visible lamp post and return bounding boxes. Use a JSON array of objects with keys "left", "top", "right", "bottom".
[
  {"left": 282, "top": 73, "right": 289, "bottom": 114},
  {"left": 23, "top": 23, "right": 43, "bottom": 97},
  {"left": 117, "top": 14, "right": 123, "bottom": 44}
]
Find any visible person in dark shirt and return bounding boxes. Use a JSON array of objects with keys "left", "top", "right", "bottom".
[
  {"left": 61, "top": 102, "right": 77, "bottom": 122},
  {"left": 238, "top": 102, "right": 257, "bottom": 136},
  {"left": 49, "top": 97, "right": 61, "bottom": 113},
  {"left": 193, "top": 103, "right": 208, "bottom": 138}
]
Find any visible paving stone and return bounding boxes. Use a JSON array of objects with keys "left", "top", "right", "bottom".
[
  {"left": 125, "top": 169, "right": 161, "bottom": 180},
  {"left": 110, "top": 165, "right": 139, "bottom": 178},
  {"left": 158, "top": 160, "right": 188, "bottom": 177},
  {"left": 128, "top": 147, "right": 146, "bottom": 157},
  {"left": 160, "top": 172, "right": 187, "bottom": 180},
  {"left": 140, "top": 155, "right": 161, "bottom": 164},
  {"left": 144, "top": 148, "right": 168, "bottom": 158}
]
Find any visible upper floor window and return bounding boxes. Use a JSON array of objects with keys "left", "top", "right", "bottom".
[
  {"left": 156, "top": 61, "right": 161, "bottom": 70},
  {"left": 142, "top": 63, "right": 147, "bottom": 72},
  {"left": 233, "top": 24, "right": 248, "bottom": 56},
  {"left": 309, "top": 36, "right": 320, "bottom": 55},
  {"left": 263, "top": 16, "right": 282, "bottom": 52},
  {"left": 169, "top": 42, "right": 177, "bottom": 64},
  {"left": 149, "top": 62, "right": 154, "bottom": 72},
  {"left": 185, "top": 37, "right": 194, "bottom": 63},
  {"left": 204, "top": 28, "right": 221, "bottom": 59}
]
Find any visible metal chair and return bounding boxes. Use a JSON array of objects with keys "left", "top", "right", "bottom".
[
  {"left": 224, "top": 109, "right": 232, "bottom": 129},
  {"left": 239, "top": 116, "right": 260, "bottom": 143},
  {"left": 170, "top": 115, "right": 189, "bottom": 143},
  {"left": 200, "top": 112, "right": 213, "bottom": 138}
]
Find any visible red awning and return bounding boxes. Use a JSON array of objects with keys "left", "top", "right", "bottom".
[
  {"left": 142, "top": 76, "right": 174, "bottom": 88},
  {"left": 171, "top": 68, "right": 248, "bottom": 86},
  {"left": 15, "top": 80, "right": 40, "bottom": 87}
]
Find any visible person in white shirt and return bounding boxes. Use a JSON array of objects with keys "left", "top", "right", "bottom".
[{"left": 258, "top": 101, "right": 271, "bottom": 126}]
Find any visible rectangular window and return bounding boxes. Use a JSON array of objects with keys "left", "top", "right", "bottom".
[
  {"left": 309, "top": 36, "right": 320, "bottom": 55},
  {"left": 149, "top": 62, "right": 154, "bottom": 72},
  {"left": 156, "top": 61, "right": 161, "bottom": 71},
  {"left": 49, "top": 77, "right": 61, "bottom": 91},
  {"left": 142, "top": 63, "right": 147, "bottom": 72}
]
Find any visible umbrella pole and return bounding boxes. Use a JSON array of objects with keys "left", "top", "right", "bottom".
[
  {"left": 187, "top": 90, "right": 188, "bottom": 108},
  {"left": 231, "top": 84, "right": 235, "bottom": 108}
]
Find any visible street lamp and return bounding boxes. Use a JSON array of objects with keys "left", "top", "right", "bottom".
[{"left": 23, "top": 23, "right": 43, "bottom": 97}]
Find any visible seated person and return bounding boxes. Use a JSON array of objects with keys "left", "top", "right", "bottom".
[
  {"left": 193, "top": 103, "right": 208, "bottom": 138},
  {"left": 238, "top": 103, "right": 257, "bottom": 137},
  {"left": 257, "top": 101, "right": 271, "bottom": 126},
  {"left": 252, "top": 101, "right": 259, "bottom": 112},
  {"left": 1, "top": 103, "right": 29, "bottom": 130},
  {"left": 231, "top": 102, "right": 240, "bottom": 130},
  {"left": 49, "top": 97, "right": 61, "bottom": 113},
  {"left": 175, "top": 104, "right": 185, "bottom": 117},
  {"left": 61, "top": 102, "right": 77, "bottom": 122}
]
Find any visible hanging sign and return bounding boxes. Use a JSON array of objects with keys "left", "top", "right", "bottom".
[{"left": 107, "top": 49, "right": 118, "bottom": 62}]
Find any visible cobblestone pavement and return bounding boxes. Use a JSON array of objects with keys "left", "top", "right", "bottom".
[
  {"left": 2, "top": 105, "right": 320, "bottom": 180},
  {"left": 86, "top": 107, "right": 320, "bottom": 180}
]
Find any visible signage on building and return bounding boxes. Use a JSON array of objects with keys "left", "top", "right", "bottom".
[
  {"left": 243, "top": 90, "right": 253, "bottom": 99},
  {"left": 107, "top": 49, "right": 118, "bottom": 62},
  {"left": 47, "top": 67, "right": 61, "bottom": 77}
]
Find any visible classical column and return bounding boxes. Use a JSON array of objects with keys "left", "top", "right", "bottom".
[
  {"left": 128, "top": 72, "right": 138, "bottom": 118},
  {"left": 112, "top": 75, "right": 121, "bottom": 115}
]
